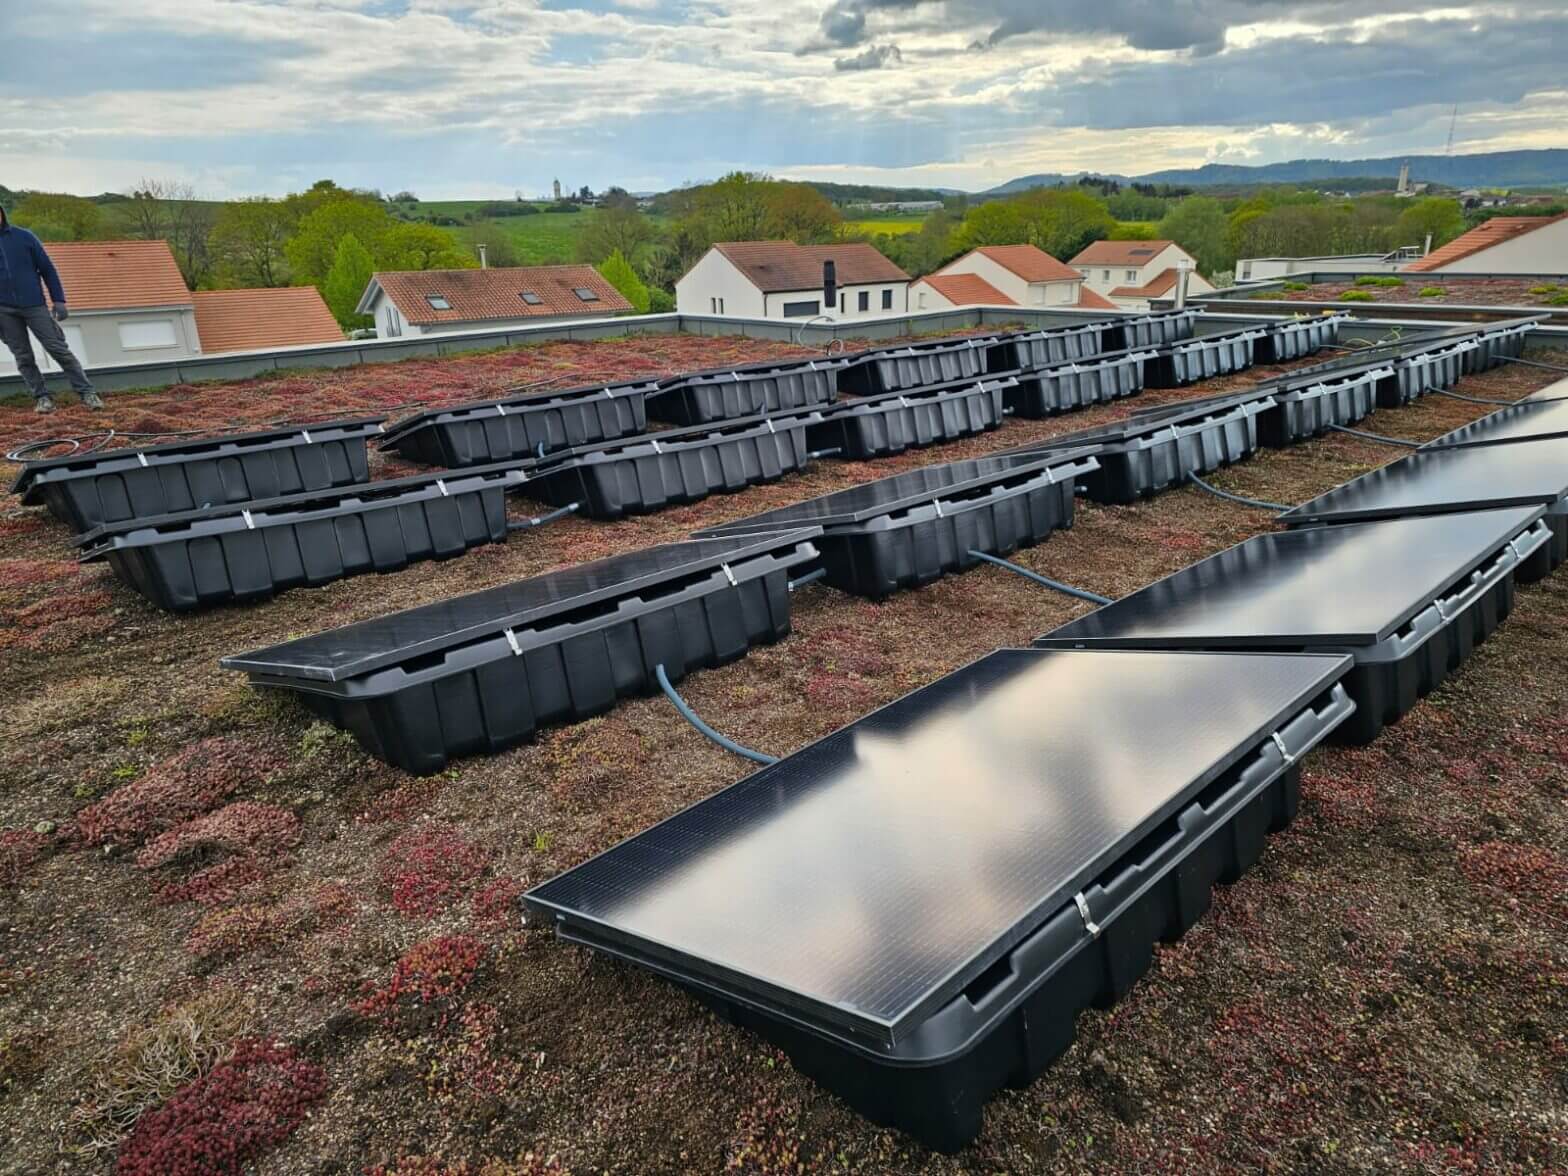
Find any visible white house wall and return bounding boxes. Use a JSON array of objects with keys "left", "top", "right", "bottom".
[
  {"left": 0, "top": 305, "right": 200, "bottom": 376},
  {"left": 1423, "top": 219, "right": 1568, "bottom": 273},
  {"left": 675, "top": 251, "right": 768, "bottom": 318},
  {"left": 764, "top": 283, "right": 907, "bottom": 322}
]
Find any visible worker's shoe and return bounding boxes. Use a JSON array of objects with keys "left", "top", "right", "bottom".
[
  {"left": 79, "top": 390, "right": 105, "bottom": 410},
  {"left": 33, "top": 395, "right": 56, "bottom": 414}
]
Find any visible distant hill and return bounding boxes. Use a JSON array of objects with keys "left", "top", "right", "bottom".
[{"left": 984, "top": 149, "right": 1568, "bottom": 195}]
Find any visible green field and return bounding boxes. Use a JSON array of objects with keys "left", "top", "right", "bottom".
[{"left": 395, "top": 199, "right": 672, "bottom": 265}]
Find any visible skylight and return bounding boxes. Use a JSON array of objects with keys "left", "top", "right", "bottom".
[
  {"left": 425, "top": 294, "right": 451, "bottom": 310},
  {"left": 520, "top": 291, "right": 543, "bottom": 305},
  {"left": 573, "top": 288, "right": 600, "bottom": 302}
]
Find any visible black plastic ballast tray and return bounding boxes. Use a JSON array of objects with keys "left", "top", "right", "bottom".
[
  {"left": 1143, "top": 327, "right": 1266, "bottom": 388},
  {"left": 838, "top": 335, "right": 992, "bottom": 396},
  {"left": 1464, "top": 319, "right": 1535, "bottom": 373},
  {"left": 221, "top": 530, "right": 819, "bottom": 774},
  {"left": 12, "top": 417, "right": 385, "bottom": 533},
  {"left": 1379, "top": 338, "right": 1478, "bottom": 407},
  {"left": 1253, "top": 313, "right": 1345, "bottom": 363},
  {"left": 76, "top": 465, "right": 528, "bottom": 611},
  {"left": 1036, "top": 507, "right": 1549, "bottom": 743},
  {"left": 781, "top": 375, "right": 1012, "bottom": 459},
  {"left": 694, "top": 450, "right": 1100, "bottom": 599},
  {"left": 525, "top": 647, "right": 1354, "bottom": 1153},
  {"left": 1010, "top": 397, "right": 1272, "bottom": 504},
  {"left": 1103, "top": 309, "right": 1196, "bottom": 351},
  {"left": 378, "top": 380, "right": 657, "bottom": 467},
  {"left": 1278, "top": 434, "right": 1568, "bottom": 582},
  {"left": 982, "top": 321, "right": 1113, "bottom": 372},
  {"left": 1000, "top": 350, "right": 1153, "bottom": 417},
  {"left": 525, "top": 414, "right": 816, "bottom": 520},
  {"left": 650, "top": 357, "right": 847, "bottom": 426},
  {"left": 1423, "top": 395, "right": 1568, "bottom": 450}
]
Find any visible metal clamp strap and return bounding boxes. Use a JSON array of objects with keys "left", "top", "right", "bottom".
[
  {"left": 651, "top": 439, "right": 663, "bottom": 454},
  {"left": 241, "top": 509, "right": 256, "bottom": 530},
  {"left": 301, "top": 428, "right": 313, "bottom": 444},
  {"left": 504, "top": 629, "right": 523, "bottom": 656},
  {"left": 766, "top": 418, "right": 777, "bottom": 433},
  {"left": 721, "top": 562, "right": 738, "bottom": 587},
  {"left": 137, "top": 453, "right": 150, "bottom": 467},
  {"left": 496, "top": 403, "right": 507, "bottom": 416},
  {"left": 1433, "top": 596, "right": 1450, "bottom": 621},
  {"left": 436, "top": 479, "right": 449, "bottom": 496},
  {"left": 933, "top": 500, "right": 946, "bottom": 518},
  {"left": 1073, "top": 892, "right": 1102, "bottom": 939},
  {"left": 1270, "top": 731, "right": 1295, "bottom": 766}
]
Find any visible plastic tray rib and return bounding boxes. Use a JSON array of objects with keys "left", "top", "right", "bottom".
[
  {"left": 694, "top": 450, "right": 1100, "bottom": 599},
  {"left": 982, "top": 321, "right": 1113, "bottom": 373},
  {"left": 1143, "top": 327, "right": 1267, "bottom": 388},
  {"left": 1423, "top": 395, "right": 1568, "bottom": 450},
  {"left": 1379, "top": 338, "right": 1478, "bottom": 407},
  {"left": 526, "top": 414, "right": 816, "bottom": 519},
  {"left": 378, "top": 380, "right": 658, "bottom": 467},
  {"left": 1253, "top": 313, "right": 1346, "bottom": 364},
  {"left": 76, "top": 465, "right": 527, "bottom": 612},
  {"left": 525, "top": 647, "right": 1353, "bottom": 1152},
  {"left": 1000, "top": 350, "right": 1153, "bottom": 418},
  {"left": 650, "top": 357, "right": 847, "bottom": 426},
  {"left": 1036, "top": 507, "right": 1548, "bottom": 743},
  {"left": 1464, "top": 320, "right": 1534, "bottom": 373},
  {"left": 785, "top": 375, "right": 1012, "bottom": 459},
  {"left": 1100, "top": 309, "right": 1196, "bottom": 352},
  {"left": 838, "top": 335, "right": 992, "bottom": 396},
  {"left": 12, "top": 417, "right": 385, "bottom": 533},
  {"left": 221, "top": 531, "right": 819, "bottom": 775},
  {"left": 1260, "top": 365, "right": 1386, "bottom": 446}
]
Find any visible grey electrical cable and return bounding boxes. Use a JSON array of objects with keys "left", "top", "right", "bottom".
[
  {"left": 967, "top": 549, "right": 1112, "bottom": 605},
  {"left": 654, "top": 664, "right": 777, "bottom": 766},
  {"left": 1499, "top": 354, "right": 1568, "bottom": 375},
  {"left": 506, "top": 502, "right": 579, "bottom": 532},
  {"left": 1327, "top": 424, "right": 1422, "bottom": 448},
  {"left": 1185, "top": 472, "right": 1291, "bottom": 513},
  {"left": 788, "top": 568, "right": 828, "bottom": 592}
]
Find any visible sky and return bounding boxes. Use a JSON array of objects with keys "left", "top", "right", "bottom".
[{"left": 2, "top": 0, "right": 1565, "bottom": 200}]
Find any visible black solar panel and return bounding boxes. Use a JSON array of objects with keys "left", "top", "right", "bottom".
[
  {"left": 525, "top": 648, "right": 1352, "bottom": 1046},
  {"left": 1280, "top": 435, "right": 1568, "bottom": 526},
  {"left": 1037, "top": 507, "right": 1542, "bottom": 648},
  {"left": 1424, "top": 397, "right": 1568, "bottom": 450},
  {"left": 692, "top": 452, "right": 1081, "bottom": 533},
  {"left": 221, "top": 529, "right": 822, "bottom": 682}
]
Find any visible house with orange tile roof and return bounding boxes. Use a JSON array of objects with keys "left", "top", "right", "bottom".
[
  {"left": 1069, "top": 239, "right": 1215, "bottom": 310},
  {"left": 675, "top": 241, "right": 910, "bottom": 322},
  {"left": 357, "top": 264, "right": 633, "bottom": 338},
  {"left": 0, "top": 239, "right": 343, "bottom": 379},
  {"left": 1402, "top": 213, "right": 1568, "bottom": 273},
  {"left": 910, "top": 244, "right": 1117, "bottom": 313}
]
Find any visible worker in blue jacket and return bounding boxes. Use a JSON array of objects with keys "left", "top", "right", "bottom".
[{"left": 0, "top": 204, "right": 103, "bottom": 413}]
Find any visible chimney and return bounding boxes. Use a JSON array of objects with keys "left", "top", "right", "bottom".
[
  {"left": 1173, "top": 258, "right": 1192, "bottom": 310},
  {"left": 823, "top": 260, "right": 837, "bottom": 314},
  {"left": 1423, "top": 233, "right": 1433, "bottom": 256},
  {"left": 477, "top": 243, "right": 488, "bottom": 269}
]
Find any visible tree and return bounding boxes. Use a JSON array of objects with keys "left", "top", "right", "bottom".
[
  {"left": 380, "top": 222, "right": 475, "bottom": 271},
  {"left": 124, "top": 178, "right": 215, "bottom": 287},
  {"left": 1395, "top": 197, "right": 1465, "bottom": 250},
  {"left": 692, "top": 171, "right": 774, "bottom": 242},
  {"left": 321, "top": 234, "right": 374, "bottom": 329},
  {"left": 1158, "top": 196, "right": 1232, "bottom": 275},
  {"left": 574, "top": 203, "right": 656, "bottom": 264},
  {"left": 466, "top": 223, "right": 520, "bottom": 268},
  {"left": 208, "top": 197, "right": 294, "bottom": 287},
  {"left": 1013, "top": 188, "right": 1114, "bottom": 259},
  {"left": 12, "top": 192, "right": 102, "bottom": 240},
  {"left": 598, "top": 249, "right": 651, "bottom": 313},
  {"left": 765, "top": 183, "right": 841, "bottom": 244},
  {"left": 952, "top": 200, "right": 1031, "bottom": 250},
  {"left": 284, "top": 196, "right": 395, "bottom": 288}
]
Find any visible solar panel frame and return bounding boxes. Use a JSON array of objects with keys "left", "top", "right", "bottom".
[
  {"left": 220, "top": 528, "right": 823, "bottom": 682},
  {"left": 1423, "top": 396, "right": 1568, "bottom": 450},
  {"left": 525, "top": 647, "right": 1354, "bottom": 1048}
]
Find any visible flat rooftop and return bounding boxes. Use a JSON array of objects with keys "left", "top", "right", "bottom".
[{"left": 1, "top": 330, "right": 1564, "bottom": 1171}]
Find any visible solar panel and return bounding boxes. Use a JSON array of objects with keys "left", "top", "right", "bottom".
[
  {"left": 379, "top": 381, "right": 657, "bottom": 466},
  {"left": 1424, "top": 396, "right": 1568, "bottom": 450},
  {"left": 12, "top": 417, "right": 386, "bottom": 533},
  {"left": 222, "top": 529, "right": 822, "bottom": 682},
  {"left": 1524, "top": 376, "right": 1568, "bottom": 403},
  {"left": 1040, "top": 508, "right": 1540, "bottom": 648},
  {"left": 1280, "top": 435, "right": 1568, "bottom": 525},
  {"left": 693, "top": 451, "right": 1082, "bottom": 532},
  {"left": 525, "top": 648, "right": 1352, "bottom": 1049},
  {"left": 223, "top": 530, "right": 821, "bottom": 774}
]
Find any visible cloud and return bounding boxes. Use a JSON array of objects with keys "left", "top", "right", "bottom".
[{"left": 835, "top": 43, "right": 903, "bottom": 70}]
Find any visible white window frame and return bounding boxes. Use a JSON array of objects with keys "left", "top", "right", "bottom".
[{"left": 117, "top": 319, "right": 179, "bottom": 352}]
